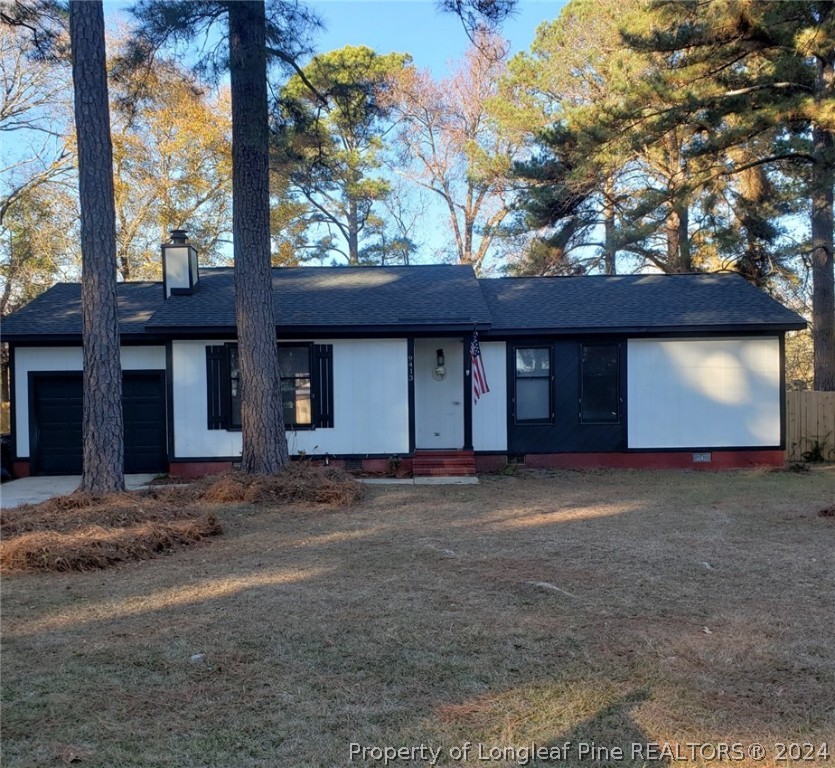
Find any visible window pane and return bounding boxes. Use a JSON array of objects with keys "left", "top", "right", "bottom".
[
  {"left": 581, "top": 345, "right": 619, "bottom": 423},
  {"left": 582, "top": 345, "right": 618, "bottom": 376},
  {"left": 278, "top": 347, "right": 310, "bottom": 377},
  {"left": 516, "top": 348, "right": 550, "bottom": 377},
  {"left": 582, "top": 377, "right": 618, "bottom": 422},
  {"left": 229, "top": 346, "right": 241, "bottom": 428},
  {"left": 516, "top": 378, "right": 550, "bottom": 421},
  {"left": 282, "top": 377, "right": 312, "bottom": 426},
  {"left": 230, "top": 393, "right": 241, "bottom": 428}
]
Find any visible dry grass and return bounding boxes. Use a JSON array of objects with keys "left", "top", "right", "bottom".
[
  {"left": 0, "top": 465, "right": 361, "bottom": 574},
  {"left": 1, "top": 466, "right": 833, "bottom": 767}
]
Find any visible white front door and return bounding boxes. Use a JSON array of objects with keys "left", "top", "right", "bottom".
[{"left": 414, "top": 338, "right": 464, "bottom": 449}]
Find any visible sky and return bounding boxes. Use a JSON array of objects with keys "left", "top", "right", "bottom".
[
  {"left": 306, "top": 0, "right": 566, "bottom": 74},
  {"left": 104, "top": 0, "right": 567, "bottom": 74},
  {"left": 98, "top": 0, "right": 570, "bottom": 267},
  {"left": 299, "top": 0, "right": 570, "bottom": 267}
]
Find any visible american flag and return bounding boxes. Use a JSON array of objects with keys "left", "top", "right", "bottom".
[{"left": 471, "top": 331, "right": 490, "bottom": 403}]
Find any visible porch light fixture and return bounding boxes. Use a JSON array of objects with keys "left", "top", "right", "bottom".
[{"left": 433, "top": 348, "right": 446, "bottom": 381}]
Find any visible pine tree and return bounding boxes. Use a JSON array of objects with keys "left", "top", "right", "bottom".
[
  {"left": 273, "top": 46, "right": 409, "bottom": 264},
  {"left": 70, "top": 0, "right": 124, "bottom": 492},
  {"left": 621, "top": 0, "right": 834, "bottom": 389},
  {"left": 128, "top": 0, "right": 321, "bottom": 473}
]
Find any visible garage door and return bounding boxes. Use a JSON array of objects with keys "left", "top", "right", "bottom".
[{"left": 30, "top": 372, "right": 167, "bottom": 475}]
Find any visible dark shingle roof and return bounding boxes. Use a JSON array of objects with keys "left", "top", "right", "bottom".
[
  {"left": 0, "top": 267, "right": 805, "bottom": 340},
  {"left": 0, "top": 282, "right": 165, "bottom": 338},
  {"left": 146, "top": 265, "right": 492, "bottom": 330},
  {"left": 478, "top": 273, "right": 806, "bottom": 332}
]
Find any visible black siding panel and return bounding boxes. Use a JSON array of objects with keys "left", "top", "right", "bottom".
[{"left": 508, "top": 338, "right": 627, "bottom": 454}]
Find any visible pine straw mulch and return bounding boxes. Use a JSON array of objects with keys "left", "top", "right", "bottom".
[
  {"left": 1, "top": 464, "right": 362, "bottom": 574},
  {"left": 181, "top": 462, "right": 365, "bottom": 506}
]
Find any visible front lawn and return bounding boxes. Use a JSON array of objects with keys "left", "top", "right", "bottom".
[{"left": 2, "top": 467, "right": 833, "bottom": 767}]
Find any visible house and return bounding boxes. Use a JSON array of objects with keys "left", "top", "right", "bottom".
[{"left": 0, "top": 232, "right": 806, "bottom": 477}]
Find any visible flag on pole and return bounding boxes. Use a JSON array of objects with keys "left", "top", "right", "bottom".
[{"left": 471, "top": 331, "right": 490, "bottom": 403}]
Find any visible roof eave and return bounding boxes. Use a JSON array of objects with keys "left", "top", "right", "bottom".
[
  {"left": 483, "top": 321, "right": 807, "bottom": 336},
  {"left": 1, "top": 332, "right": 170, "bottom": 344},
  {"left": 146, "top": 321, "right": 493, "bottom": 338}
]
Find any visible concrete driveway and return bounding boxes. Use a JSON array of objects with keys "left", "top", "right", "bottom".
[{"left": 0, "top": 474, "right": 157, "bottom": 509}]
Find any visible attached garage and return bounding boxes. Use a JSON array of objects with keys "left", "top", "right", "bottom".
[{"left": 29, "top": 372, "right": 167, "bottom": 475}]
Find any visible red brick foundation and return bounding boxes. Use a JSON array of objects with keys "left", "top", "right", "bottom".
[
  {"left": 521, "top": 450, "right": 785, "bottom": 470},
  {"left": 163, "top": 450, "right": 785, "bottom": 478},
  {"left": 167, "top": 457, "right": 415, "bottom": 478},
  {"left": 12, "top": 460, "right": 30, "bottom": 478},
  {"left": 474, "top": 454, "right": 509, "bottom": 473},
  {"left": 169, "top": 461, "right": 235, "bottom": 479}
]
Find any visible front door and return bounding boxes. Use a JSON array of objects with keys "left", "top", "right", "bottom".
[{"left": 414, "top": 338, "right": 464, "bottom": 449}]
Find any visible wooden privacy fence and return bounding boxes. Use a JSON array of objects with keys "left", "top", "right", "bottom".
[{"left": 786, "top": 391, "right": 835, "bottom": 462}]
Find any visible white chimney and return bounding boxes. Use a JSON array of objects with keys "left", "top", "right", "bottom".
[{"left": 162, "top": 229, "right": 199, "bottom": 298}]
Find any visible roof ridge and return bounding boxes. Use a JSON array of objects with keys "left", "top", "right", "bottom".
[{"left": 478, "top": 272, "right": 741, "bottom": 281}]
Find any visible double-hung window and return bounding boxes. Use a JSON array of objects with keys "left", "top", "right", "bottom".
[
  {"left": 514, "top": 346, "right": 553, "bottom": 423},
  {"left": 206, "top": 343, "right": 333, "bottom": 431}
]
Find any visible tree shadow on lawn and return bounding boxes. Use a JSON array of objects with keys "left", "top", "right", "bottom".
[
  {"left": 528, "top": 689, "right": 671, "bottom": 768},
  {"left": 1, "top": 470, "right": 833, "bottom": 766}
]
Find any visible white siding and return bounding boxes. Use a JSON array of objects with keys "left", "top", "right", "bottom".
[
  {"left": 172, "top": 338, "right": 409, "bottom": 458},
  {"left": 13, "top": 346, "right": 166, "bottom": 457},
  {"left": 472, "top": 341, "right": 507, "bottom": 451},
  {"left": 627, "top": 337, "right": 781, "bottom": 449}
]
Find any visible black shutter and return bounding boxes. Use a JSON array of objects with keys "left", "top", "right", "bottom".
[
  {"left": 206, "top": 345, "right": 228, "bottom": 430},
  {"left": 312, "top": 344, "right": 334, "bottom": 428}
]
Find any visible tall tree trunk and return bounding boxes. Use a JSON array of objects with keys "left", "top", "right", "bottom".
[
  {"left": 602, "top": 179, "right": 616, "bottom": 275},
  {"left": 665, "top": 207, "right": 680, "bottom": 270},
  {"left": 664, "top": 204, "right": 691, "bottom": 273},
  {"left": 810, "top": 40, "right": 835, "bottom": 391},
  {"left": 811, "top": 121, "right": 834, "bottom": 391},
  {"left": 678, "top": 203, "right": 691, "bottom": 272},
  {"left": 347, "top": 197, "right": 359, "bottom": 264},
  {"left": 70, "top": 0, "right": 124, "bottom": 493},
  {"left": 0, "top": 270, "right": 12, "bottom": 316},
  {"left": 228, "top": 0, "right": 288, "bottom": 472}
]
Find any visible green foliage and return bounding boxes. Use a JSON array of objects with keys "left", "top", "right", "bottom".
[
  {"left": 272, "top": 45, "right": 410, "bottom": 264},
  {"left": 126, "top": 0, "right": 320, "bottom": 83},
  {"left": 617, "top": 0, "right": 834, "bottom": 388},
  {"left": 506, "top": 0, "right": 822, "bottom": 283},
  {"left": 801, "top": 435, "right": 834, "bottom": 464}
]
